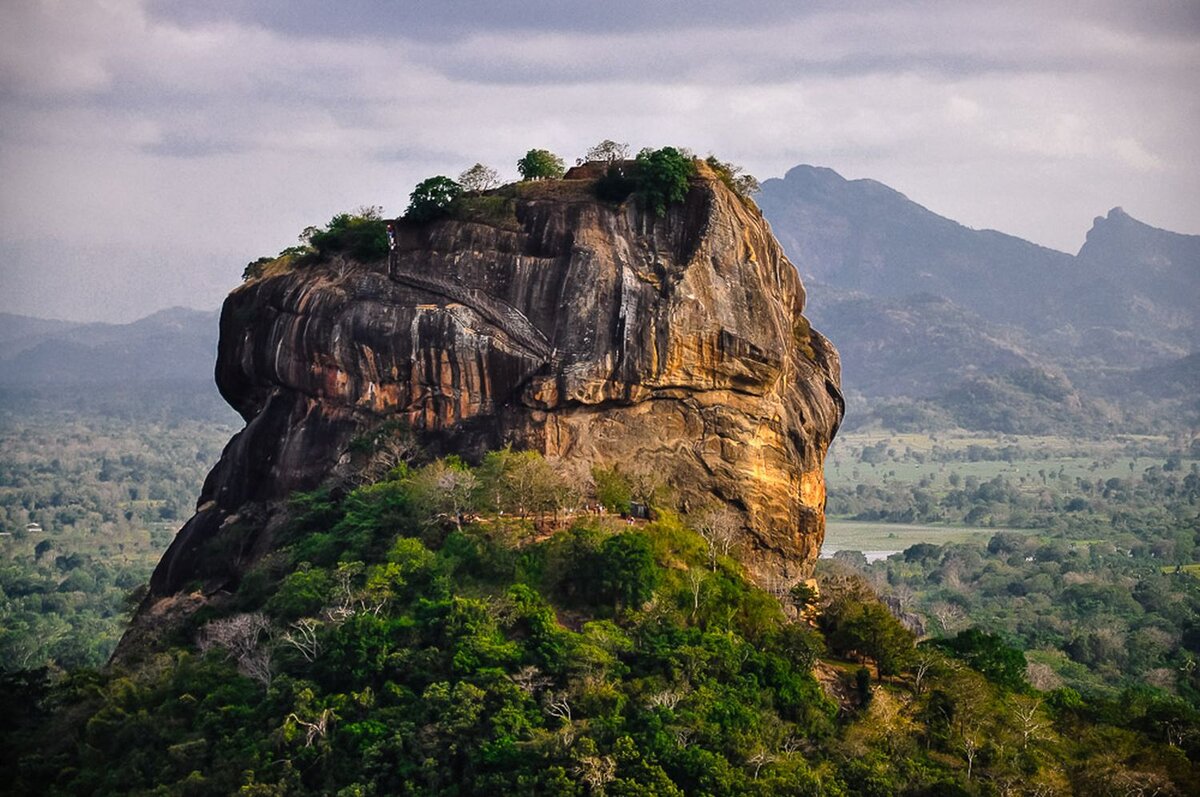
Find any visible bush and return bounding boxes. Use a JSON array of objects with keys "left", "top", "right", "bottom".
[
  {"left": 405, "top": 176, "right": 462, "bottom": 222},
  {"left": 634, "top": 147, "right": 695, "bottom": 216},
  {"left": 705, "top": 155, "right": 760, "bottom": 199},
  {"left": 304, "top": 207, "right": 389, "bottom": 262},
  {"left": 242, "top": 245, "right": 314, "bottom": 281},
  {"left": 594, "top": 164, "right": 637, "bottom": 204},
  {"left": 517, "top": 148, "right": 565, "bottom": 181}
]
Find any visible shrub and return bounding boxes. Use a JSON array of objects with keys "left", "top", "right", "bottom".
[
  {"left": 594, "top": 164, "right": 637, "bottom": 204},
  {"left": 304, "top": 207, "right": 389, "bottom": 262},
  {"left": 242, "top": 245, "right": 314, "bottom": 281},
  {"left": 705, "top": 155, "right": 760, "bottom": 199},
  {"left": 405, "top": 176, "right": 462, "bottom": 222},
  {"left": 634, "top": 147, "right": 695, "bottom": 216}
]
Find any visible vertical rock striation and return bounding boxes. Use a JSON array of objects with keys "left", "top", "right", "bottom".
[{"left": 146, "top": 164, "right": 842, "bottom": 608}]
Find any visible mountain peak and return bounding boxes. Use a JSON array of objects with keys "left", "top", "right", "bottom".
[{"left": 782, "top": 164, "right": 845, "bottom": 184}]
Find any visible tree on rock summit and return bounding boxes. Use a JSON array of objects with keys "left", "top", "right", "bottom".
[
  {"left": 517, "top": 149, "right": 565, "bottom": 181},
  {"left": 406, "top": 176, "right": 462, "bottom": 222}
]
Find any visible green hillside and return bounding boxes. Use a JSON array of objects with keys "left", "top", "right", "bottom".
[{"left": 5, "top": 451, "right": 1197, "bottom": 796}]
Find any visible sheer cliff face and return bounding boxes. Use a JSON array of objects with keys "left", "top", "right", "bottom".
[{"left": 149, "top": 168, "right": 842, "bottom": 599}]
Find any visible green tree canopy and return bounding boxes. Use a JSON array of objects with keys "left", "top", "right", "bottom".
[
  {"left": 634, "top": 147, "right": 695, "bottom": 216},
  {"left": 932, "top": 628, "right": 1027, "bottom": 690},
  {"left": 304, "top": 206, "right": 389, "bottom": 262},
  {"left": 824, "top": 598, "right": 915, "bottom": 676},
  {"left": 597, "top": 532, "right": 659, "bottom": 610},
  {"left": 517, "top": 148, "right": 565, "bottom": 181},
  {"left": 405, "top": 176, "right": 462, "bottom": 222}
]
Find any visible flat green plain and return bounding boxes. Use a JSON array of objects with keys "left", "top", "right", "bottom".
[{"left": 822, "top": 519, "right": 1027, "bottom": 555}]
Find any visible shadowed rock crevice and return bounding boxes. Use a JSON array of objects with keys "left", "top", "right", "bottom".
[{"left": 139, "top": 167, "right": 842, "bottom": 622}]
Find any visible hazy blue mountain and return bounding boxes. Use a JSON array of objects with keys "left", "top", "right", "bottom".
[
  {"left": 0, "top": 307, "right": 235, "bottom": 422},
  {"left": 0, "top": 307, "right": 219, "bottom": 386},
  {"left": 759, "top": 165, "right": 1198, "bottom": 430},
  {"left": 806, "top": 288, "right": 1040, "bottom": 398},
  {"left": 758, "top": 166, "right": 1091, "bottom": 333},
  {"left": 1076, "top": 207, "right": 1200, "bottom": 351},
  {"left": 0, "top": 313, "right": 78, "bottom": 359}
]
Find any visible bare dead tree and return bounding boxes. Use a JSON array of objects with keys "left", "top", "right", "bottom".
[
  {"left": 687, "top": 568, "right": 705, "bottom": 619},
  {"left": 573, "top": 753, "right": 617, "bottom": 795},
  {"left": 544, "top": 692, "right": 573, "bottom": 724},
  {"left": 348, "top": 421, "right": 417, "bottom": 485},
  {"left": 510, "top": 665, "right": 552, "bottom": 696},
  {"left": 648, "top": 688, "right": 684, "bottom": 710},
  {"left": 323, "top": 562, "right": 387, "bottom": 621},
  {"left": 458, "top": 163, "right": 501, "bottom": 193},
  {"left": 692, "top": 505, "right": 740, "bottom": 570},
  {"left": 910, "top": 649, "right": 939, "bottom": 696},
  {"left": 197, "top": 612, "right": 274, "bottom": 689},
  {"left": 763, "top": 572, "right": 797, "bottom": 602},
  {"left": 961, "top": 732, "right": 982, "bottom": 782},
  {"left": 748, "top": 749, "right": 777, "bottom": 779},
  {"left": 435, "top": 465, "right": 478, "bottom": 529},
  {"left": 284, "top": 709, "right": 333, "bottom": 747},
  {"left": 1013, "top": 697, "right": 1047, "bottom": 749},
  {"left": 781, "top": 735, "right": 807, "bottom": 754},
  {"left": 888, "top": 583, "right": 916, "bottom": 612},
  {"left": 930, "top": 601, "right": 967, "bottom": 634},
  {"left": 673, "top": 727, "right": 695, "bottom": 748},
  {"left": 582, "top": 140, "right": 630, "bottom": 164},
  {"left": 281, "top": 618, "right": 322, "bottom": 663}
]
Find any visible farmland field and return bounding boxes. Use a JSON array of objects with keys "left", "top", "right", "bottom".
[{"left": 821, "top": 519, "right": 1025, "bottom": 559}]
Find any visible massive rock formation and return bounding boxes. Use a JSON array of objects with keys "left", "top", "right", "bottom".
[{"left": 145, "top": 163, "right": 842, "bottom": 614}]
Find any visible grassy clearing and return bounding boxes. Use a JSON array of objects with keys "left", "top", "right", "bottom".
[
  {"left": 1164, "top": 563, "right": 1200, "bottom": 578},
  {"left": 825, "top": 430, "right": 1194, "bottom": 490},
  {"left": 823, "top": 519, "right": 1027, "bottom": 554}
]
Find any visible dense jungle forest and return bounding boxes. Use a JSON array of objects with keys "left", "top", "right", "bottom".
[{"left": 1, "top": 401, "right": 1198, "bottom": 795}]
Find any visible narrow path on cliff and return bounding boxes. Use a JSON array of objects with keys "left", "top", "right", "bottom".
[{"left": 389, "top": 266, "right": 554, "bottom": 361}]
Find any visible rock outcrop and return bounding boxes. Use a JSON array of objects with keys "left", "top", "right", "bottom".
[{"left": 145, "top": 164, "right": 842, "bottom": 612}]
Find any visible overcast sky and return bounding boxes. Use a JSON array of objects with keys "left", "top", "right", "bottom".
[{"left": 2, "top": 0, "right": 1197, "bottom": 322}]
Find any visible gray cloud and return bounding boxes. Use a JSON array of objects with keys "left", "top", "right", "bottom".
[
  {"left": 146, "top": 0, "right": 1200, "bottom": 42},
  {"left": 142, "top": 132, "right": 247, "bottom": 158},
  {"left": 145, "top": 0, "right": 850, "bottom": 40},
  {"left": 1, "top": 0, "right": 1197, "bottom": 322}
]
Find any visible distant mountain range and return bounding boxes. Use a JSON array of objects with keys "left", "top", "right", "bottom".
[
  {"left": 758, "top": 165, "right": 1199, "bottom": 432},
  {"left": 2, "top": 165, "right": 1195, "bottom": 434},
  {"left": 0, "top": 307, "right": 233, "bottom": 422},
  {"left": 0, "top": 307, "right": 220, "bottom": 385}
]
